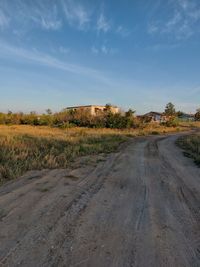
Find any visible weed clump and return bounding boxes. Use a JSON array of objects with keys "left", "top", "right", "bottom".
[{"left": 176, "top": 134, "right": 200, "bottom": 166}]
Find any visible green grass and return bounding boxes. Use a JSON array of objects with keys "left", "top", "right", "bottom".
[{"left": 176, "top": 133, "right": 200, "bottom": 166}]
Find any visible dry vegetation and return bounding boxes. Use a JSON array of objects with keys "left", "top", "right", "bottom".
[
  {"left": 0, "top": 123, "right": 197, "bottom": 183},
  {"left": 0, "top": 125, "right": 127, "bottom": 183},
  {"left": 177, "top": 132, "right": 200, "bottom": 166}
]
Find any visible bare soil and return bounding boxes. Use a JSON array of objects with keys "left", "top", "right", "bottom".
[{"left": 0, "top": 134, "right": 200, "bottom": 267}]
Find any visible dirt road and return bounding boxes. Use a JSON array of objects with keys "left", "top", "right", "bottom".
[{"left": 0, "top": 134, "right": 200, "bottom": 267}]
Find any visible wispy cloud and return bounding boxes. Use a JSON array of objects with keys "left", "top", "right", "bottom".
[
  {"left": 0, "top": 42, "right": 114, "bottom": 86},
  {"left": 91, "top": 44, "right": 117, "bottom": 55},
  {"left": 164, "top": 11, "right": 182, "bottom": 31},
  {"left": 0, "top": 9, "right": 9, "bottom": 30},
  {"left": 0, "top": 1, "right": 62, "bottom": 31},
  {"left": 148, "top": 43, "right": 180, "bottom": 51},
  {"left": 0, "top": 0, "right": 129, "bottom": 40},
  {"left": 59, "top": 46, "right": 70, "bottom": 54},
  {"left": 39, "top": 10, "right": 62, "bottom": 30},
  {"left": 97, "top": 13, "right": 111, "bottom": 33},
  {"left": 91, "top": 46, "right": 99, "bottom": 55},
  {"left": 39, "top": 17, "right": 61, "bottom": 31},
  {"left": 62, "top": 0, "right": 91, "bottom": 30},
  {"left": 101, "top": 45, "right": 108, "bottom": 54},
  {"left": 116, "top": 26, "right": 130, "bottom": 37},
  {"left": 148, "top": 0, "right": 200, "bottom": 39},
  {"left": 101, "top": 45, "right": 117, "bottom": 55},
  {"left": 26, "top": 2, "right": 62, "bottom": 31},
  {"left": 148, "top": 23, "right": 159, "bottom": 34}
]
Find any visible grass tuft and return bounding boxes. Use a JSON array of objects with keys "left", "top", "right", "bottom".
[{"left": 176, "top": 133, "right": 200, "bottom": 166}]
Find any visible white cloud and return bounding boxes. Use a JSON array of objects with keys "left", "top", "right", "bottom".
[
  {"left": 91, "top": 46, "right": 99, "bottom": 54},
  {"left": 148, "top": 43, "right": 180, "bottom": 51},
  {"left": 40, "top": 18, "right": 61, "bottom": 30},
  {"left": 178, "top": 0, "right": 190, "bottom": 10},
  {"left": 116, "top": 25, "right": 130, "bottom": 37},
  {"left": 30, "top": 3, "right": 62, "bottom": 30},
  {"left": 0, "top": 0, "right": 129, "bottom": 39},
  {"left": 59, "top": 46, "right": 70, "bottom": 54},
  {"left": 148, "top": 0, "right": 200, "bottom": 39},
  {"left": 101, "top": 45, "right": 108, "bottom": 54},
  {"left": 97, "top": 13, "right": 111, "bottom": 33},
  {"left": 0, "top": 9, "right": 9, "bottom": 30},
  {"left": 165, "top": 11, "right": 182, "bottom": 30},
  {"left": 148, "top": 23, "right": 159, "bottom": 34},
  {"left": 0, "top": 1, "right": 62, "bottom": 31},
  {"left": 62, "top": 0, "right": 90, "bottom": 29},
  {"left": 91, "top": 44, "right": 117, "bottom": 55},
  {"left": 0, "top": 42, "right": 114, "bottom": 86}
]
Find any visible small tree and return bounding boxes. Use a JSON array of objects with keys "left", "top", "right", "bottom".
[
  {"left": 46, "top": 108, "right": 52, "bottom": 115},
  {"left": 125, "top": 109, "right": 135, "bottom": 118},
  {"left": 165, "top": 102, "right": 176, "bottom": 116},
  {"left": 195, "top": 108, "right": 200, "bottom": 121},
  {"left": 176, "top": 111, "right": 184, "bottom": 118}
]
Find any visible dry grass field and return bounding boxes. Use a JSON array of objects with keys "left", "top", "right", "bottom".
[
  {"left": 0, "top": 123, "right": 198, "bottom": 183},
  {"left": 177, "top": 132, "right": 200, "bottom": 166},
  {"left": 0, "top": 124, "right": 200, "bottom": 266},
  {"left": 0, "top": 125, "right": 126, "bottom": 183}
]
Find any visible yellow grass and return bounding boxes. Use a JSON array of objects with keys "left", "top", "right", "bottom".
[
  {"left": 0, "top": 125, "right": 127, "bottom": 182},
  {"left": 0, "top": 123, "right": 196, "bottom": 183}
]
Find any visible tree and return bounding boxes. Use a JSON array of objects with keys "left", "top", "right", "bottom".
[
  {"left": 176, "top": 111, "right": 184, "bottom": 118},
  {"left": 195, "top": 108, "right": 200, "bottom": 121},
  {"left": 164, "top": 102, "right": 176, "bottom": 116},
  {"left": 46, "top": 109, "right": 52, "bottom": 115},
  {"left": 125, "top": 109, "right": 135, "bottom": 117}
]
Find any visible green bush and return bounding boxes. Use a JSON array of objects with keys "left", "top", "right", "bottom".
[{"left": 163, "top": 117, "right": 179, "bottom": 127}]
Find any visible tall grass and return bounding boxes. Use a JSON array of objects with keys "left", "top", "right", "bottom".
[
  {"left": 177, "top": 133, "right": 200, "bottom": 166},
  {"left": 0, "top": 124, "right": 190, "bottom": 183},
  {"left": 0, "top": 126, "right": 127, "bottom": 183}
]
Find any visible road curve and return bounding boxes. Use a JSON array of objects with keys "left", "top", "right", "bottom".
[{"left": 0, "top": 134, "right": 200, "bottom": 267}]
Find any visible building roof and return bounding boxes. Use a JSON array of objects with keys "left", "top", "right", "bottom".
[
  {"left": 179, "top": 113, "right": 195, "bottom": 119},
  {"left": 65, "top": 105, "right": 118, "bottom": 109},
  {"left": 144, "top": 111, "right": 163, "bottom": 116}
]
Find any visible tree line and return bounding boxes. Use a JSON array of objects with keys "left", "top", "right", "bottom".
[
  {"left": 0, "top": 106, "right": 138, "bottom": 129},
  {"left": 0, "top": 103, "right": 199, "bottom": 129}
]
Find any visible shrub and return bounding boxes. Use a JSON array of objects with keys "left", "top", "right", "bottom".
[{"left": 163, "top": 117, "right": 179, "bottom": 127}]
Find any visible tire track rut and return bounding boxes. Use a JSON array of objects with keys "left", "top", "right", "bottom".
[{"left": 0, "top": 134, "right": 199, "bottom": 267}]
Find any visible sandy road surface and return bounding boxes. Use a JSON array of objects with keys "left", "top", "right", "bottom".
[{"left": 0, "top": 134, "right": 200, "bottom": 267}]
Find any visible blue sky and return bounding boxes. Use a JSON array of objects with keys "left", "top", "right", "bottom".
[{"left": 0, "top": 0, "right": 200, "bottom": 114}]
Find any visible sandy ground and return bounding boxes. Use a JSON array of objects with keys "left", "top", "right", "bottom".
[{"left": 0, "top": 133, "right": 199, "bottom": 267}]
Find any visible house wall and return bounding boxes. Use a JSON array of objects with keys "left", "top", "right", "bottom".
[
  {"left": 66, "top": 105, "right": 120, "bottom": 116},
  {"left": 110, "top": 106, "right": 120, "bottom": 114}
]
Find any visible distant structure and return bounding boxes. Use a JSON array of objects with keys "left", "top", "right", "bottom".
[
  {"left": 65, "top": 105, "right": 120, "bottom": 116},
  {"left": 143, "top": 111, "right": 168, "bottom": 123},
  {"left": 178, "top": 113, "right": 195, "bottom": 122}
]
